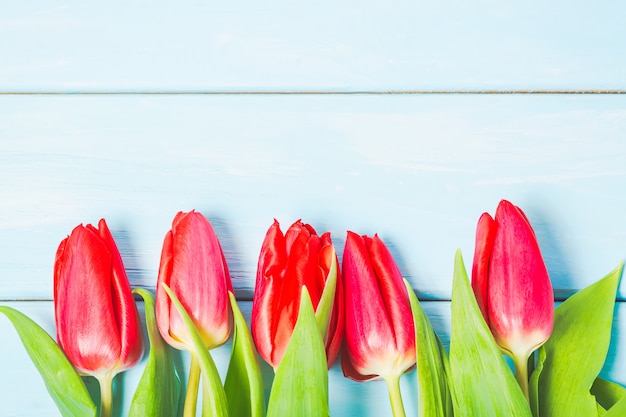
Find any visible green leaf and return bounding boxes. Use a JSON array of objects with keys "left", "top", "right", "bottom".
[
  {"left": 128, "top": 289, "right": 181, "bottom": 417},
  {"left": 592, "top": 377, "right": 626, "bottom": 415},
  {"left": 448, "top": 250, "right": 532, "bottom": 417},
  {"left": 224, "top": 291, "right": 265, "bottom": 417},
  {"left": 529, "top": 346, "right": 547, "bottom": 417},
  {"left": 404, "top": 279, "right": 453, "bottom": 417},
  {"left": 161, "top": 283, "right": 229, "bottom": 417},
  {"left": 315, "top": 252, "right": 337, "bottom": 340},
  {"left": 537, "top": 263, "right": 623, "bottom": 417},
  {"left": 266, "top": 287, "right": 329, "bottom": 417},
  {"left": 437, "top": 335, "right": 454, "bottom": 415},
  {"left": 0, "top": 306, "right": 97, "bottom": 417}
]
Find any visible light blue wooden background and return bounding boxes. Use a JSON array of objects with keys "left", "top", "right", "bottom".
[{"left": 1, "top": 1, "right": 625, "bottom": 416}]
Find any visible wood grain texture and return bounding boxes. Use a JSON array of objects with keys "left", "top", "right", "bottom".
[
  {"left": 0, "top": 300, "right": 623, "bottom": 416},
  {"left": 1, "top": 1, "right": 625, "bottom": 92},
  {"left": 2, "top": 2, "right": 625, "bottom": 416},
  {"left": 1, "top": 94, "right": 625, "bottom": 300}
]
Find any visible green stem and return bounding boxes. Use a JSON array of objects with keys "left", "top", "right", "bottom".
[
  {"left": 385, "top": 374, "right": 407, "bottom": 417},
  {"left": 98, "top": 372, "right": 114, "bottom": 417},
  {"left": 183, "top": 355, "right": 201, "bottom": 417},
  {"left": 513, "top": 353, "right": 530, "bottom": 402}
]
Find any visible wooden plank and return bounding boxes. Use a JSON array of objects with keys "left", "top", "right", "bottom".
[
  {"left": 0, "top": 95, "right": 626, "bottom": 300},
  {"left": 1, "top": 94, "right": 626, "bottom": 301},
  {"left": 0, "top": 300, "right": 624, "bottom": 416},
  {"left": 1, "top": 1, "right": 625, "bottom": 92}
]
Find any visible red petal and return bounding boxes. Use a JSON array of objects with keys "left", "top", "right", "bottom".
[
  {"left": 269, "top": 223, "right": 317, "bottom": 365},
  {"left": 341, "top": 231, "right": 397, "bottom": 378},
  {"left": 55, "top": 224, "right": 122, "bottom": 374},
  {"left": 341, "top": 346, "right": 379, "bottom": 382},
  {"left": 325, "top": 250, "right": 344, "bottom": 367},
  {"left": 488, "top": 200, "right": 554, "bottom": 354},
  {"left": 471, "top": 212, "right": 497, "bottom": 324},
  {"left": 166, "top": 211, "right": 232, "bottom": 349},
  {"left": 156, "top": 229, "right": 181, "bottom": 348},
  {"left": 252, "top": 220, "right": 287, "bottom": 366},
  {"left": 53, "top": 236, "right": 68, "bottom": 322},
  {"left": 97, "top": 219, "right": 143, "bottom": 369},
  {"left": 367, "top": 235, "right": 415, "bottom": 362}
]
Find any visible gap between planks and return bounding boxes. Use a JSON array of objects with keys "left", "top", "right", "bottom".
[
  {"left": 0, "top": 90, "right": 625, "bottom": 95},
  {"left": 2, "top": 88, "right": 624, "bottom": 301}
]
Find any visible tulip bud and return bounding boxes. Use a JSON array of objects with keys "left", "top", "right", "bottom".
[
  {"left": 251, "top": 219, "right": 344, "bottom": 369},
  {"left": 54, "top": 219, "right": 144, "bottom": 378},
  {"left": 156, "top": 210, "right": 234, "bottom": 351},
  {"left": 471, "top": 200, "right": 554, "bottom": 398},
  {"left": 471, "top": 200, "right": 554, "bottom": 360},
  {"left": 341, "top": 231, "right": 415, "bottom": 382}
]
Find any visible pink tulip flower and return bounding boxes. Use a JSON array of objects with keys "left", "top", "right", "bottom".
[
  {"left": 341, "top": 231, "right": 415, "bottom": 382},
  {"left": 156, "top": 210, "right": 234, "bottom": 351},
  {"left": 251, "top": 219, "right": 344, "bottom": 369},
  {"left": 54, "top": 219, "right": 143, "bottom": 379},
  {"left": 471, "top": 199, "right": 554, "bottom": 397}
]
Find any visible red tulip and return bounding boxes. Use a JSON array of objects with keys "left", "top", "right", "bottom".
[
  {"left": 251, "top": 219, "right": 344, "bottom": 369},
  {"left": 341, "top": 231, "right": 415, "bottom": 382},
  {"left": 471, "top": 200, "right": 554, "bottom": 359},
  {"left": 471, "top": 200, "right": 554, "bottom": 398},
  {"left": 156, "top": 210, "right": 234, "bottom": 351},
  {"left": 54, "top": 219, "right": 143, "bottom": 378}
]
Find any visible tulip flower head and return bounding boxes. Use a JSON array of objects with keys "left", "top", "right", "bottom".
[
  {"left": 471, "top": 200, "right": 554, "bottom": 360},
  {"left": 251, "top": 219, "right": 344, "bottom": 369},
  {"left": 471, "top": 200, "right": 554, "bottom": 398},
  {"left": 54, "top": 219, "right": 144, "bottom": 379},
  {"left": 341, "top": 231, "right": 416, "bottom": 383},
  {"left": 156, "top": 210, "right": 234, "bottom": 351}
]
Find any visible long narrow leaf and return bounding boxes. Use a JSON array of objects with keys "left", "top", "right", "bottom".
[
  {"left": 162, "top": 283, "right": 229, "bottom": 417},
  {"left": 224, "top": 292, "right": 265, "bottom": 417},
  {"left": 315, "top": 252, "right": 337, "bottom": 339},
  {"left": 129, "top": 289, "right": 181, "bottom": 417},
  {"left": 266, "top": 287, "right": 329, "bottom": 417},
  {"left": 404, "top": 279, "right": 453, "bottom": 417},
  {"left": 529, "top": 346, "right": 547, "bottom": 417},
  {"left": 448, "top": 250, "right": 532, "bottom": 417},
  {"left": 437, "top": 335, "right": 453, "bottom": 416},
  {"left": 537, "top": 263, "right": 623, "bottom": 417},
  {"left": 0, "top": 306, "right": 97, "bottom": 417}
]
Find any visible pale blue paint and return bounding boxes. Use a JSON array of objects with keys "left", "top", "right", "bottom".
[
  {"left": 1, "top": 1, "right": 625, "bottom": 91},
  {"left": 1, "top": 95, "right": 625, "bottom": 300},
  {"left": 1, "top": 1, "right": 625, "bottom": 415}
]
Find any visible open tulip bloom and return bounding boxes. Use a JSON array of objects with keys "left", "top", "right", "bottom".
[
  {"left": 251, "top": 219, "right": 344, "bottom": 369},
  {"left": 2, "top": 201, "right": 625, "bottom": 417}
]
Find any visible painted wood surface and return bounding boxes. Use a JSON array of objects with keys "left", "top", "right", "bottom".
[
  {"left": 1, "top": 94, "right": 626, "bottom": 301},
  {"left": 2, "top": 1, "right": 626, "bottom": 416},
  {"left": 1, "top": 300, "right": 625, "bottom": 417},
  {"left": 2, "top": 1, "right": 626, "bottom": 92}
]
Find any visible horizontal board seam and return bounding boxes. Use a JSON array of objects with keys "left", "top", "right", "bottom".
[{"left": 1, "top": 90, "right": 625, "bottom": 95}]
